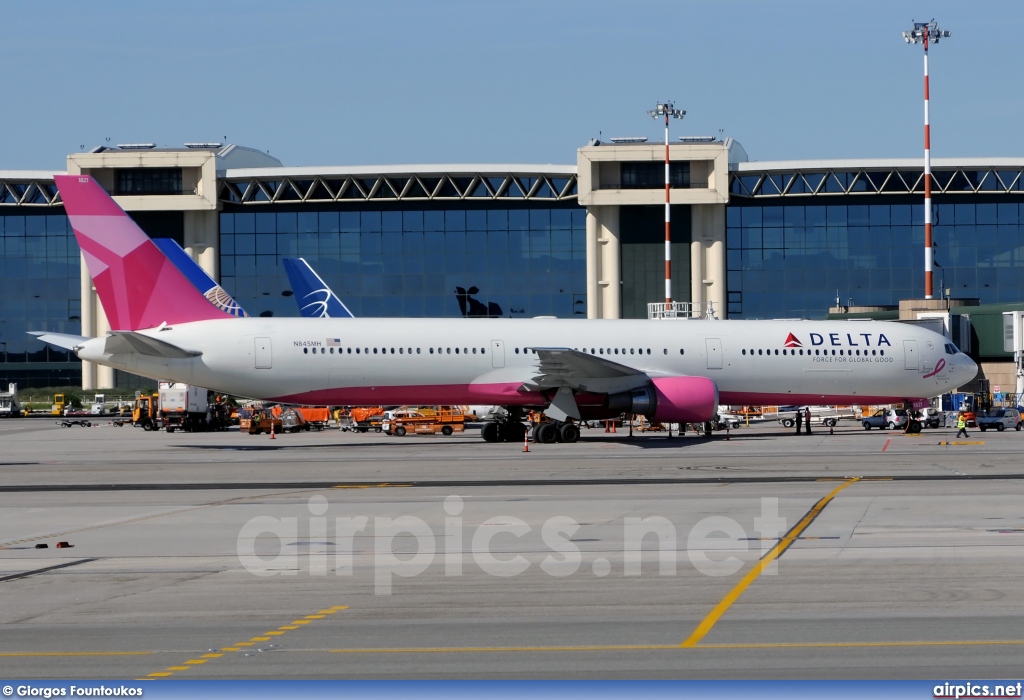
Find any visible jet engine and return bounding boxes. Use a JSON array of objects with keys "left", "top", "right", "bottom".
[{"left": 605, "top": 376, "right": 718, "bottom": 424}]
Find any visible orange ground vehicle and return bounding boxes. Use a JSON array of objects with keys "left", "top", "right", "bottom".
[
  {"left": 344, "top": 407, "right": 385, "bottom": 433},
  {"left": 383, "top": 407, "right": 466, "bottom": 436},
  {"left": 296, "top": 406, "right": 330, "bottom": 430},
  {"left": 247, "top": 408, "right": 282, "bottom": 435}
]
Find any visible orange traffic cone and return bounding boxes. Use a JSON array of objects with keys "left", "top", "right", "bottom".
[
  {"left": 610, "top": 421, "right": 617, "bottom": 433},
  {"left": 270, "top": 422, "right": 276, "bottom": 440},
  {"left": 604, "top": 421, "right": 611, "bottom": 433},
  {"left": 523, "top": 430, "right": 530, "bottom": 453}
]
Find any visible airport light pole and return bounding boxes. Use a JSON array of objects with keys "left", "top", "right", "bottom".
[
  {"left": 903, "top": 19, "right": 950, "bottom": 300},
  {"left": 648, "top": 101, "right": 685, "bottom": 306}
]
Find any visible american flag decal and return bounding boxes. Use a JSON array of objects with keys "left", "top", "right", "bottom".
[{"left": 326, "top": 338, "right": 342, "bottom": 347}]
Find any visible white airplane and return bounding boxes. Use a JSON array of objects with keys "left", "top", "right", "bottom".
[{"left": 33, "top": 175, "right": 978, "bottom": 444}]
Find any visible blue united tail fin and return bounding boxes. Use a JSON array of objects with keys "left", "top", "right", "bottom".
[
  {"left": 153, "top": 239, "right": 248, "bottom": 317},
  {"left": 282, "top": 258, "right": 354, "bottom": 318}
]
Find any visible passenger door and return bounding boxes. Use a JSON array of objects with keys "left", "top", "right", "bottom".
[
  {"left": 903, "top": 340, "right": 919, "bottom": 370},
  {"left": 706, "top": 338, "right": 723, "bottom": 370},
  {"left": 490, "top": 339, "right": 505, "bottom": 368}
]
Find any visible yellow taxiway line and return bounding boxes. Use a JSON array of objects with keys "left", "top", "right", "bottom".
[{"left": 680, "top": 477, "right": 861, "bottom": 648}]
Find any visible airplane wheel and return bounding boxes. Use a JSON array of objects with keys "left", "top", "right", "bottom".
[
  {"left": 394, "top": 426, "right": 407, "bottom": 437},
  {"left": 481, "top": 422, "right": 500, "bottom": 443},
  {"left": 537, "top": 423, "right": 558, "bottom": 444},
  {"left": 441, "top": 425, "right": 453, "bottom": 436},
  {"left": 559, "top": 423, "right": 580, "bottom": 443}
]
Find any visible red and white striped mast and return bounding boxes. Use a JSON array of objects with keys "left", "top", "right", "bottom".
[
  {"left": 904, "top": 19, "right": 950, "bottom": 300},
  {"left": 648, "top": 101, "right": 685, "bottom": 307}
]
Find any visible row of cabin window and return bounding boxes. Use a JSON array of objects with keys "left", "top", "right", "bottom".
[
  {"left": 514, "top": 348, "right": 683, "bottom": 356},
  {"left": 742, "top": 348, "right": 887, "bottom": 357},
  {"left": 302, "top": 346, "right": 688, "bottom": 357},
  {"left": 302, "top": 346, "right": 487, "bottom": 355}
]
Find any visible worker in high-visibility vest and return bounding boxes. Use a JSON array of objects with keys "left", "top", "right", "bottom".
[{"left": 956, "top": 412, "right": 969, "bottom": 438}]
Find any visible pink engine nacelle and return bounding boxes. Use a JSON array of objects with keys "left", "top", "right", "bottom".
[
  {"left": 604, "top": 376, "right": 719, "bottom": 424},
  {"left": 650, "top": 376, "right": 719, "bottom": 424}
]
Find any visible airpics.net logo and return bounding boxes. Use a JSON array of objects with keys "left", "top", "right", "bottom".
[{"left": 236, "top": 495, "right": 788, "bottom": 595}]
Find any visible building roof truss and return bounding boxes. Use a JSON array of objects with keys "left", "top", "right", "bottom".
[
  {"left": 995, "top": 171, "right": 1022, "bottom": 190},
  {"left": 0, "top": 179, "right": 61, "bottom": 206},
  {"left": 217, "top": 172, "right": 577, "bottom": 204},
  {"left": 730, "top": 166, "right": 1024, "bottom": 198}
]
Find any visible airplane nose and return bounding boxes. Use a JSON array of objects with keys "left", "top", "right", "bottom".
[{"left": 958, "top": 355, "right": 979, "bottom": 384}]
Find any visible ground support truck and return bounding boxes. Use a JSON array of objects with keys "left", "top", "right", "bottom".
[
  {"left": 0, "top": 384, "right": 22, "bottom": 418},
  {"left": 132, "top": 383, "right": 229, "bottom": 432},
  {"left": 383, "top": 407, "right": 466, "bottom": 436}
]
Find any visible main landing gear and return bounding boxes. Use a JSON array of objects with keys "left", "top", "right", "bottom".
[
  {"left": 531, "top": 420, "right": 580, "bottom": 444},
  {"left": 480, "top": 408, "right": 581, "bottom": 444},
  {"left": 480, "top": 418, "right": 528, "bottom": 443}
]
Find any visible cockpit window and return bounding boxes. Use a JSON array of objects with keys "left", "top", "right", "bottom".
[{"left": 944, "top": 343, "right": 959, "bottom": 355}]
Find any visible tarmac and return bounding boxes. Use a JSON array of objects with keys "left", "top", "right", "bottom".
[{"left": 1, "top": 417, "right": 1023, "bottom": 679}]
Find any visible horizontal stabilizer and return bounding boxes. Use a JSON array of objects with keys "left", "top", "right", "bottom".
[
  {"left": 28, "top": 331, "right": 91, "bottom": 351},
  {"left": 104, "top": 332, "right": 202, "bottom": 358}
]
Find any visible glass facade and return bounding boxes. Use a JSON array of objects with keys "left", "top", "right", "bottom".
[
  {"left": 115, "top": 168, "right": 183, "bottom": 196},
  {"left": 620, "top": 162, "right": 690, "bottom": 189},
  {"left": 726, "top": 196, "right": 1024, "bottom": 319},
  {"left": 0, "top": 210, "right": 81, "bottom": 388},
  {"left": 218, "top": 204, "right": 587, "bottom": 320}
]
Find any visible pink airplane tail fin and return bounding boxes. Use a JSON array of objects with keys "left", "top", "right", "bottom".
[{"left": 55, "top": 175, "right": 234, "bottom": 331}]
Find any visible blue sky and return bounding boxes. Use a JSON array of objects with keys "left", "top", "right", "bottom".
[{"left": 2, "top": 0, "right": 1021, "bottom": 171}]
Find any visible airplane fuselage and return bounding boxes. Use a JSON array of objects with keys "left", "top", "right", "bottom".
[{"left": 76, "top": 317, "right": 976, "bottom": 411}]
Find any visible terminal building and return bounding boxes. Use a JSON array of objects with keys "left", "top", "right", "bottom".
[{"left": 2, "top": 138, "right": 1023, "bottom": 393}]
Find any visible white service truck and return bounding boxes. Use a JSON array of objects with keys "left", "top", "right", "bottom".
[
  {"left": 158, "top": 382, "right": 209, "bottom": 433},
  {"left": 0, "top": 383, "right": 22, "bottom": 418}
]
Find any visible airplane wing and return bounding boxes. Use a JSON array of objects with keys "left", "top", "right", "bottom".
[
  {"left": 514, "top": 348, "right": 718, "bottom": 424},
  {"left": 524, "top": 348, "right": 649, "bottom": 393},
  {"left": 516, "top": 348, "right": 653, "bottom": 420}
]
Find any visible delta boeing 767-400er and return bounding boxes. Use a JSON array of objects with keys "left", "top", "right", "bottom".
[{"left": 33, "top": 175, "right": 977, "bottom": 443}]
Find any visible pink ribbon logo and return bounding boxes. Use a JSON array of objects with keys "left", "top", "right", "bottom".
[{"left": 922, "top": 358, "right": 946, "bottom": 379}]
